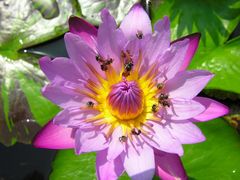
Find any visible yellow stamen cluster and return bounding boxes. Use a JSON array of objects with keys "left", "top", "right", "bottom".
[{"left": 77, "top": 52, "right": 161, "bottom": 140}]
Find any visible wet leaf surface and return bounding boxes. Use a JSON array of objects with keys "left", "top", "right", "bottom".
[
  {"left": 0, "top": 0, "right": 79, "bottom": 53},
  {"left": 182, "top": 119, "right": 240, "bottom": 179},
  {"left": 0, "top": 0, "right": 79, "bottom": 146},
  {"left": 50, "top": 150, "right": 96, "bottom": 180},
  {"left": 0, "top": 54, "right": 59, "bottom": 146},
  {"left": 189, "top": 37, "right": 240, "bottom": 94},
  {"left": 77, "top": 0, "right": 139, "bottom": 25}
]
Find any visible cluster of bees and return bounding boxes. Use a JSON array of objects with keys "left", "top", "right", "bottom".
[
  {"left": 152, "top": 84, "right": 170, "bottom": 113},
  {"left": 121, "top": 50, "right": 134, "bottom": 77},
  {"left": 119, "top": 128, "right": 142, "bottom": 143},
  {"left": 95, "top": 55, "right": 113, "bottom": 71},
  {"left": 95, "top": 51, "right": 135, "bottom": 78}
]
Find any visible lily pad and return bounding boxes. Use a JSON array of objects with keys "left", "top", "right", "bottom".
[
  {"left": 182, "top": 119, "right": 240, "bottom": 179},
  {"left": 77, "top": 0, "right": 139, "bottom": 25},
  {"left": 50, "top": 150, "right": 96, "bottom": 180},
  {"left": 0, "top": 54, "right": 59, "bottom": 146},
  {"left": 0, "top": 0, "right": 79, "bottom": 54},
  {"left": 0, "top": 0, "right": 80, "bottom": 146},
  {"left": 189, "top": 37, "right": 240, "bottom": 94}
]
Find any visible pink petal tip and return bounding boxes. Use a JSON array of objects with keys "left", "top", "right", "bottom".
[{"left": 33, "top": 120, "right": 75, "bottom": 149}]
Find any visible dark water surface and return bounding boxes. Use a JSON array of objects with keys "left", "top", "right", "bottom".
[{"left": 0, "top": 143, "right": 56, "bottom": 180}]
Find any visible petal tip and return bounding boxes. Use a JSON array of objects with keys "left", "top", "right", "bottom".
[
  {"left": 33, "top": 120, "right": 75, "bottom": 149},
  {"left": 219, "top": 103, "right": 230, "bottom": 116},
  {"left": 129, "top": 3, "right": 148, "bottom": 16},
  {"left": 193, "top": 97, "right": 230, "bottom": 122},
  {"left": 64, "top": 32, "right": 73, "bottom": 40},
  {"left": 100, "top": 8, "right": 111, "bottom": 20},
  {"left": 39, "top": 56, "right": 51, "bottom": 68}
]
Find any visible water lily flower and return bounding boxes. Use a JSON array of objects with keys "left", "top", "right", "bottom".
[{"left": 33, "top": 3, "right": 229, "bottom": 180}]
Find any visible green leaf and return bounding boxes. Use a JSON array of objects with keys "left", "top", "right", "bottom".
[
  {"left": 151, "top": 0, "right": 240, "bottom": 49},
  {"left": 50, "top": 150, "right": 96, "bottom": 180},
  {"left": 0, "top": 54, "right": 59, "bottom": 146},
  {"left": 77, "top": 0, "right": 138, "bottom": 25},
  {"left": 189, "top": 37, "right": 240, "bottom": 94},
  {"left": 0, "top": 0, "right": 80, "bottom": 58},
  {"left": 182, "top": 119, "right": 240, "bottom": 179},
  {"left": 0, "top": 0, "right": 80, "bottom": 146}
]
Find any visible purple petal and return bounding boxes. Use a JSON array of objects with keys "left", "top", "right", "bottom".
[
  {"left": 143, "top": 17, "right": 171, "bottom": 66},
  {"left": 161, "top": 98, "right": 205, "bottom": 120},
  {"left": 164, "top": 70, "right": 214, "bottom": 99},
  {"left": 146, "top": 122, "right": 184, "bottom": 156},
  {"left": 158, "top": 39, "right": 189, "bottom": 80},
  {"left": 96, "top": 149, "right": 124, "bottom": 180},
  {"left": 167, "top": 122, "right": 205, "bottom": 144},
  {"left": 97, "top": 9, "right": 126, "bottom": 70},
  {"left": 171, "top": 33, "right": 201, "bottom": 71},
  {"left": 154, "top": 149, "right": 187, "bottom": 180},
  {"left": 64, "top": 32, "right": 105, "bottom": 80},
  {"left": 120, "top": 3, "right": 152, "bottom": 40},
  {"left": 192, "top": 97, "right": 229, "bottom": 122},
  {"left": 154, "top": 16, "right": 170, "bottom": 35},
  {"left": 33, "top": 120, "right": 75, "bottom": 149},
  {"left": 69, "top": 16, "right": 97, "bottom": 49},
  {"left": 75, "top": 129, "right": 108, "bottom": 154},
  {"left": 124, "top": 38, "right": 142, "bottom": 63},
  {"left": 53, "top": 107, "right": 98, "bottom": 128},
  {"left": 121, "top": 144, "right": 155, "bottom": 180},
  {"left": 39, "top": 56, "right": 82, "bottom": 83},
  {"left": 42, "top": 80, "right": 85, "bottom": 108},
  {"left": 107, "top": 127, "right": 124, "bottom": 161}
]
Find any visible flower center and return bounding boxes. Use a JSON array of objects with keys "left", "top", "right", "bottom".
[{"left": 107, "top": 80, "right": 144, "bottom": 120}]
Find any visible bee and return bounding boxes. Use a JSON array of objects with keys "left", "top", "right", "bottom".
[
  {"left": 105, "top": 58, "right": 113, "bottom": 65},
  {"left": 101, "top": 64, "right": 108, "bottom": 71},
  {"left": 136, "top": 31, "right": 143, "bottom": 39},
  {"left": 152, "top": 104, "right": 158, "bottom": 113},
  {"left": 96, "top": 55, "right": 113, "bottom": 71},
  {"left": 95, "top": 55, "right": 105, "bottom": 63},
  {"left": 121, "top": 50, "right": 134, "bottom": 77},
  {"left": 158, "top": 93, "right": 170, "bottom": 107},
  {"left": 119, "top": 136, "right": 127, "bottom": 142},
  {"left": 122, "top": 61, "right": 134, "bottom": 77},
  {"left": 86, "top": 101, "right": 94, "bottom": 107},
  {"left": 158, "top": 93, "right": 168, "bottom": 101},
  {"left": 131, "top": 128, "right": 141, "bottom": 135},
  {"left": 157, "top": 83, "right": 164, "bottom": 90},
  {"left": 162, "top": 101, "right": 170, "bottom": 107},
  {"left": 125, "top": 61, "right": 134, "bottom": 71}
]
